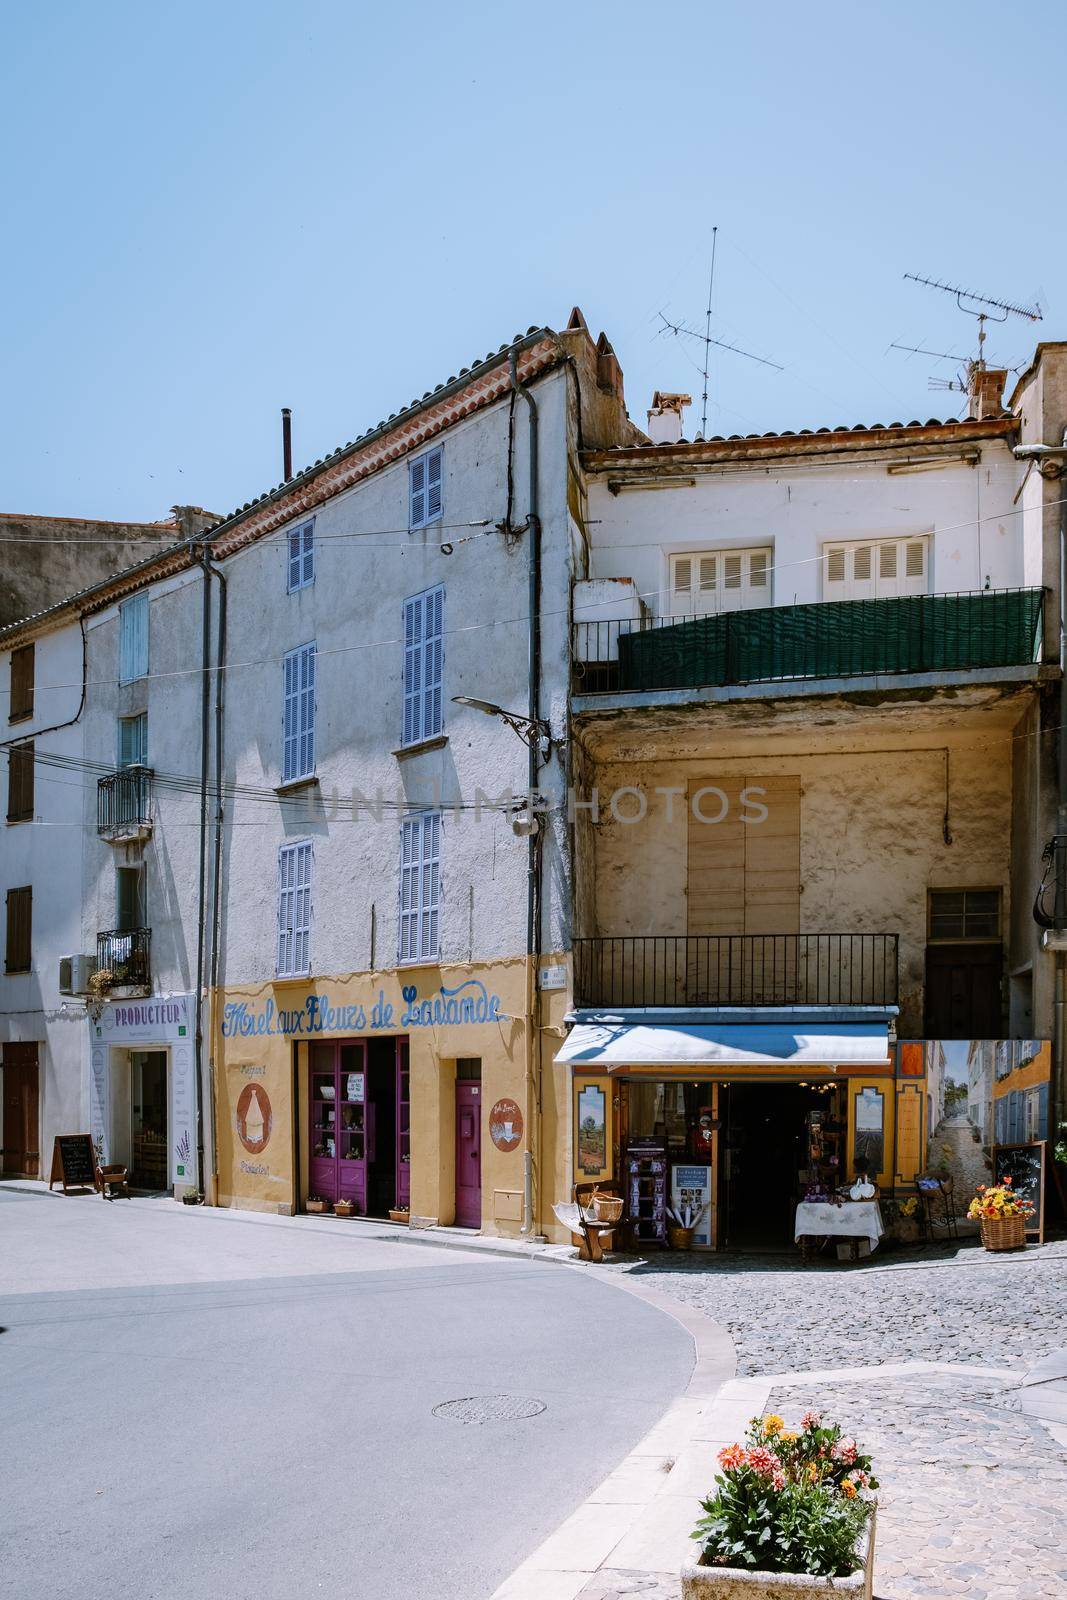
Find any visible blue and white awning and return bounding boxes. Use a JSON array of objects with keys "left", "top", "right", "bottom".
[{"left": 556, "top": 1008, "right": 894, "bottom": 1072}]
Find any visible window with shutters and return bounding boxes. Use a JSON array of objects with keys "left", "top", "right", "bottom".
[
  {"left": 5, "top": 885, "right": 32, "bottom": 972},
  {"left": 822, "top": 536, "right": 929, "bottom": 599},
  {"left": 398, "top": 812, "right": 441, "bottom": 963},
  {"left": 402, "top": 586, "right": 444, "bottom": 746},
  {"left": 119, "top": 594, "right": 149, "bottom": 683},
  {"left": 287, "top": 519, "right": 314, "bottom": 593},
  {"left": 6, "top": 742, "right": 33, "bottom": 823},
  {"left": 9, "top": 644, "right": 34, "bottom": 723},
  {"left": 116, "top": 864, "right": 147, "bottom": 932},
  {"left": 409, "top": 446, "right": 444, "bottom": 529},
  {"left": 277, "top": 840, "right": 312, "bottom": 976},
  {"left": 669, "top": 548, "right": 772, "bottom": 617},
  {"left": 118, "top": 714, "right": 148, "bottom": 768},
  {"left": 282, "top": 642, "right": 316, "bottom": 783}
]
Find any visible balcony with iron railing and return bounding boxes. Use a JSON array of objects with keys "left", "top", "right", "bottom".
[
  {"left": 572, "top": 588, "right": 1045, "bottom": 698},
  {"left": 97, "top": 767, "right": 153, "bottom": 839},
  {"left": 573, "top": 934, "right": 899, "bottom": 1010},
  {"left": 96, "top": 927, "right": 152, "bottom": 992}
]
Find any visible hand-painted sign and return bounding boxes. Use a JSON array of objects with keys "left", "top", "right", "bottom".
[
  {"left": 489, "top": 1097, "right": 523, "bottom": 1152},
  {"left": 236, "top": 1084, "right": 272, "bottom": 1154},
  {"left": 221, "top": 980, "right": 503, "bottom": 1039}
]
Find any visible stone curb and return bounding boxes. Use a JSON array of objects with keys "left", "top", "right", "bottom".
[{"left": 489, "top": 1268, "right": 738, "bottom": 1599}]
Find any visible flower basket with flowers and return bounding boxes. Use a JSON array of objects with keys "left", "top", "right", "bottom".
[
  {"left": 682, "top": 1412, "right": 878, "bottom": 1598},
  {"left": 967, "top": 1177, "right": 1033, "bottom": 1251}
]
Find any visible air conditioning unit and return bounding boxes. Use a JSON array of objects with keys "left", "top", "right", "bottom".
[{"left": 59, "top": 954, "right": 98, "bottom": 996}]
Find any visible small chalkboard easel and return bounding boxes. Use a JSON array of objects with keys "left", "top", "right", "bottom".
[{"left": 48, "top": 1134, "right": 98, "bottom": 1194}]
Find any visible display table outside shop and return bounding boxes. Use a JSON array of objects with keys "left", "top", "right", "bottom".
[{"left": 794, "top": 1199, "right": 884, "bottom": 1258}]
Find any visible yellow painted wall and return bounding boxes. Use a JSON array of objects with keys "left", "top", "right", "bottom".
[{"left": 213, "top": 959, "right": 539, "bottom": 1234}]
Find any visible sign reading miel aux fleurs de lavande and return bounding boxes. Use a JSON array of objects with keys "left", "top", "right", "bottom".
[{"left": 220, "top": 978, "right": 505, "bottom": 1039}]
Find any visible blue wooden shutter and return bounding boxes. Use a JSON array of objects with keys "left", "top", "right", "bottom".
[
  {"left": 119, "top": 594, "right": 149, "bottom": 683},
  {"left": 410, "top": 457, "right": 426, "bottom": 528},
  {"left": 426, "top": 447, "right": 443, "bottom": 521}
]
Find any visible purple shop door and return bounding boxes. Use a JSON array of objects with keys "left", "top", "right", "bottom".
[{"left": 454, "top": 1082, "right": 482, "bottom": 1228}]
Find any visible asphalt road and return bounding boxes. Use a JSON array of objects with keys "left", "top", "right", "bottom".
[{"left": 0, "top": 1190, "right": 692, "bottom": 1600}]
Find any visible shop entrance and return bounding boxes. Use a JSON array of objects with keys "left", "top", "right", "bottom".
[
  {"left": 308, "top": 1037, "right": 409, "bottom": 1217},
  {"left": 130, "top": 1051, "right": 168, "bottom": 1190}
]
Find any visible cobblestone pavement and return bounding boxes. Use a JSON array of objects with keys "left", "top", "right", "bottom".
[
  {"left": 616, "top": 1241, "right": 1067, "bottom": 1599},
  {"left": 624, "top": 1241, "right": 1067, "bottom": 1375},
  {"left": 766, "top": 1375, "right": 1067, "bottom": 1600}
]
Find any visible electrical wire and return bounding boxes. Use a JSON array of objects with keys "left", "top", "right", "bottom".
[{"left": 3, "top": 492, "right": 1063, "bottom": 704}]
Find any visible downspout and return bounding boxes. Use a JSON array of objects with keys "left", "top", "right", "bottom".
[
  {"left": 192, "top": 544, "right": 213, "bottom": 1201},
  {"left": 510, "top": 348, "right": 542, "bottom": 1236},
  {"left": 207, "top": 559, "right": 228, "bottom": 1203},
  {"left": 1015, "top": 437, "right": 1067, "bottom": 1137}
]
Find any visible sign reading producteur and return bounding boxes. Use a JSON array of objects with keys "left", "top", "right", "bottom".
[{"left": 221, "top": 979, "right": 503, "bottom": 1039}]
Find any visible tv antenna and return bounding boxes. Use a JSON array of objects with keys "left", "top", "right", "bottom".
[
  {"left": 902, "top": 273, "right": 1042, "bottom": 370},
  {"left": 657, "top": 227, "right": 783, "bottom": 437}
]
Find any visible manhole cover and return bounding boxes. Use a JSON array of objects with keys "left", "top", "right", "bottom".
[{"left": 432, "top": 1395, "right": 547, "bottom": 1424}]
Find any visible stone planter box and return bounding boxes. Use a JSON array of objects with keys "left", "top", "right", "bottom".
[{"left": 681, "top": 1514, "right": 874, "bottom": 1600}]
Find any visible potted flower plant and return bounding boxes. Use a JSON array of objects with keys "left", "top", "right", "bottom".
[
  {"left": 334, "top": 1197, "right": 356, "bottom": 1218},
  {"left": 306, "top": 1196, "right": 328, "bottom": 1215},
  {"left": 682, "top": 1412, "right": 878, "bottom": 1599},
  {"left": 967, "top": 1177, "right": 1033, "bottom": 1251}
]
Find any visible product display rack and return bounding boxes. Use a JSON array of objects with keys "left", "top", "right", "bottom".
[{"left": 625, "top": 1138, "right": 668, "bottom": 1244}]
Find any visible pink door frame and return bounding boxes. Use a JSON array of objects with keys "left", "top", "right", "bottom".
[{"left": 454, "top": 1081, "right": 482, "bottom": 1228}]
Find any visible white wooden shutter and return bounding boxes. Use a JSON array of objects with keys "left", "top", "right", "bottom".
[
  {"left": 399, "top": 813, "right": 441, "bottom": 962},
  {"left": 823, "top": 537, "right": 929, "bottom": 599},
  {"left": 672, "top": 556, "right": 693, "bottom": 613},
  {"left": 283, "top": 643, "right": 315, "bottom": 782},
  {"left": 671, "top": 548, "right": 772, "bottom": 616},
  {"left": 277, "top": 841, "right": 312, "bottom": 975},
  {"left": 402, "top": 586, "right": 444, "bottom": 745},
  {"left": 826, "top": 549, "right": 846, "bottom": 586},
  {"left": 410, "top": 447, "right": 443, "bottom": 529},
  {"left": 749, "top": 551, "right": 768, "bottom": 589}
]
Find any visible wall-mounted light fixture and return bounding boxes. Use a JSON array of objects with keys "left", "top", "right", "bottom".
[{"left": 452, "top": 696, "right": 552, "bottom": 758}]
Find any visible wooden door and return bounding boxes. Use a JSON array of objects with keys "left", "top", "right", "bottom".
[
  {"left": 3, "top": 1043, "right": 39, "bottom": 1177},
  {"left": 925, "top": 944, "right": 1004, "bottom": 1039},
  {"left": 454, "top": 1081, "right": 482, "bottom": 1228}
]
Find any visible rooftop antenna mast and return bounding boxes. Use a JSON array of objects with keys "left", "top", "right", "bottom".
[
  {"left": 902, "top": 273, "right": 1042, "bottom": 372},
  {"left": 658, "top": 227, "right": 783, "bottom": 437}
]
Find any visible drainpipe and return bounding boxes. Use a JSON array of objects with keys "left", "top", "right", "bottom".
[
  {"left": 1014, "top": 436, "right": 1067, "bottom": 1136},
  {"left": 510, "top": 349, "right": 542, "bottom": 1237},
  {"left": 207, "top": 559, "right": 228, "bottom": 1203},
  {"left": 192, "top": 545, "right": 213, "bottom": 1200}
]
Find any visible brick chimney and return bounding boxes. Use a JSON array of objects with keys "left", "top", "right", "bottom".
[
  {"left": 171, "top": 505, "right": 219, "bottom": 539},
  {"left": 968, "top": 366, "right": 1007, "bottom": 420},
  {"left": 646, "top": 391, "right": 692, "bottom": 445}
]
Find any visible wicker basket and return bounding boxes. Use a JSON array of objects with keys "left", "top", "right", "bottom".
[
  {"left": 591, "top": 1192, "right": 624, "bottom": 1224},
  {"left": 980, "top": 1213, "right": 1026, "bottom": 1252}
]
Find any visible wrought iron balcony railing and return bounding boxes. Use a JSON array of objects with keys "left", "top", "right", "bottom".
[
  {"left": 573, "top": 934, "right": 899, "bottom": 1009},
  {"left": 572, "top": 588, "right": 1044, "bottom": 696},
  {"left": 97, "top": 767, "right": 153, "bottom": 836},
  {"left": 96, "top": 927, "right": 152, "bottom": 989}
]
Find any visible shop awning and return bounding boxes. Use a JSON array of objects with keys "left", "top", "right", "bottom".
[{"left": 556, "top": 1008, "right": 893, "bottom": 1071}]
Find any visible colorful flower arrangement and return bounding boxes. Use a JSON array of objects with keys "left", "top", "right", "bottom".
[
  {"left": 692, "top": 1412, "right": 877, "bottom": 1577},
  {"left": 966, "top": 1176, "right": 1035, "bottom": 1222}
]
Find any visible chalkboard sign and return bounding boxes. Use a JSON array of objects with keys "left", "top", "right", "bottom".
[
  {"left": 992, "top": 1142, "right": 1046, "bottom": 1244},
  {"left": 48, "top": 1134, "right": 98, "bottom": 1195}
]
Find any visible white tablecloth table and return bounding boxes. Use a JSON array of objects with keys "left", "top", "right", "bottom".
[{"left": 794, "top": 1199, "right": 884, "bottom": 1252}]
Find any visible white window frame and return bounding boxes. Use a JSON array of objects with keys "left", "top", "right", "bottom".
[
  {"left": 282, "top": 643, "right": 316, "bottom": 784},
  {"left": 667, "top": 546, "right": 772, "bottom": 618},
  {"left": 398, "top": 812, "right": 441, "bottom": 964},
  {"left": 402, "top": 585, "right": 444, "bottom": 747},
  {"left": 277, "top": 840, "right": 313, "bottom": 977},
  {"left": 409, "top": 445, "right": 444, "bottom": 530},
  {"left": 118, "top": 593, "right": 149, "bottom": 684},
  {"left": 822, "top": 535, "right": 930, "bottom": 600},
  {"left": 287, "top": 519, "right": 315, "bottom": 593}
]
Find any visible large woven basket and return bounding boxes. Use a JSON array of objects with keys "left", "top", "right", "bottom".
[
  {"left": 591, "top": 1192, "right": 624, "bottom": 1224},
  {"left": 980, "top": 1213, "right": 1026, "bottom": 1251}
]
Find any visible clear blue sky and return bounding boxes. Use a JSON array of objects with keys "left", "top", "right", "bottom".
[{"left": 2, "top": 1, "right": 1064, "bottom": 524}]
